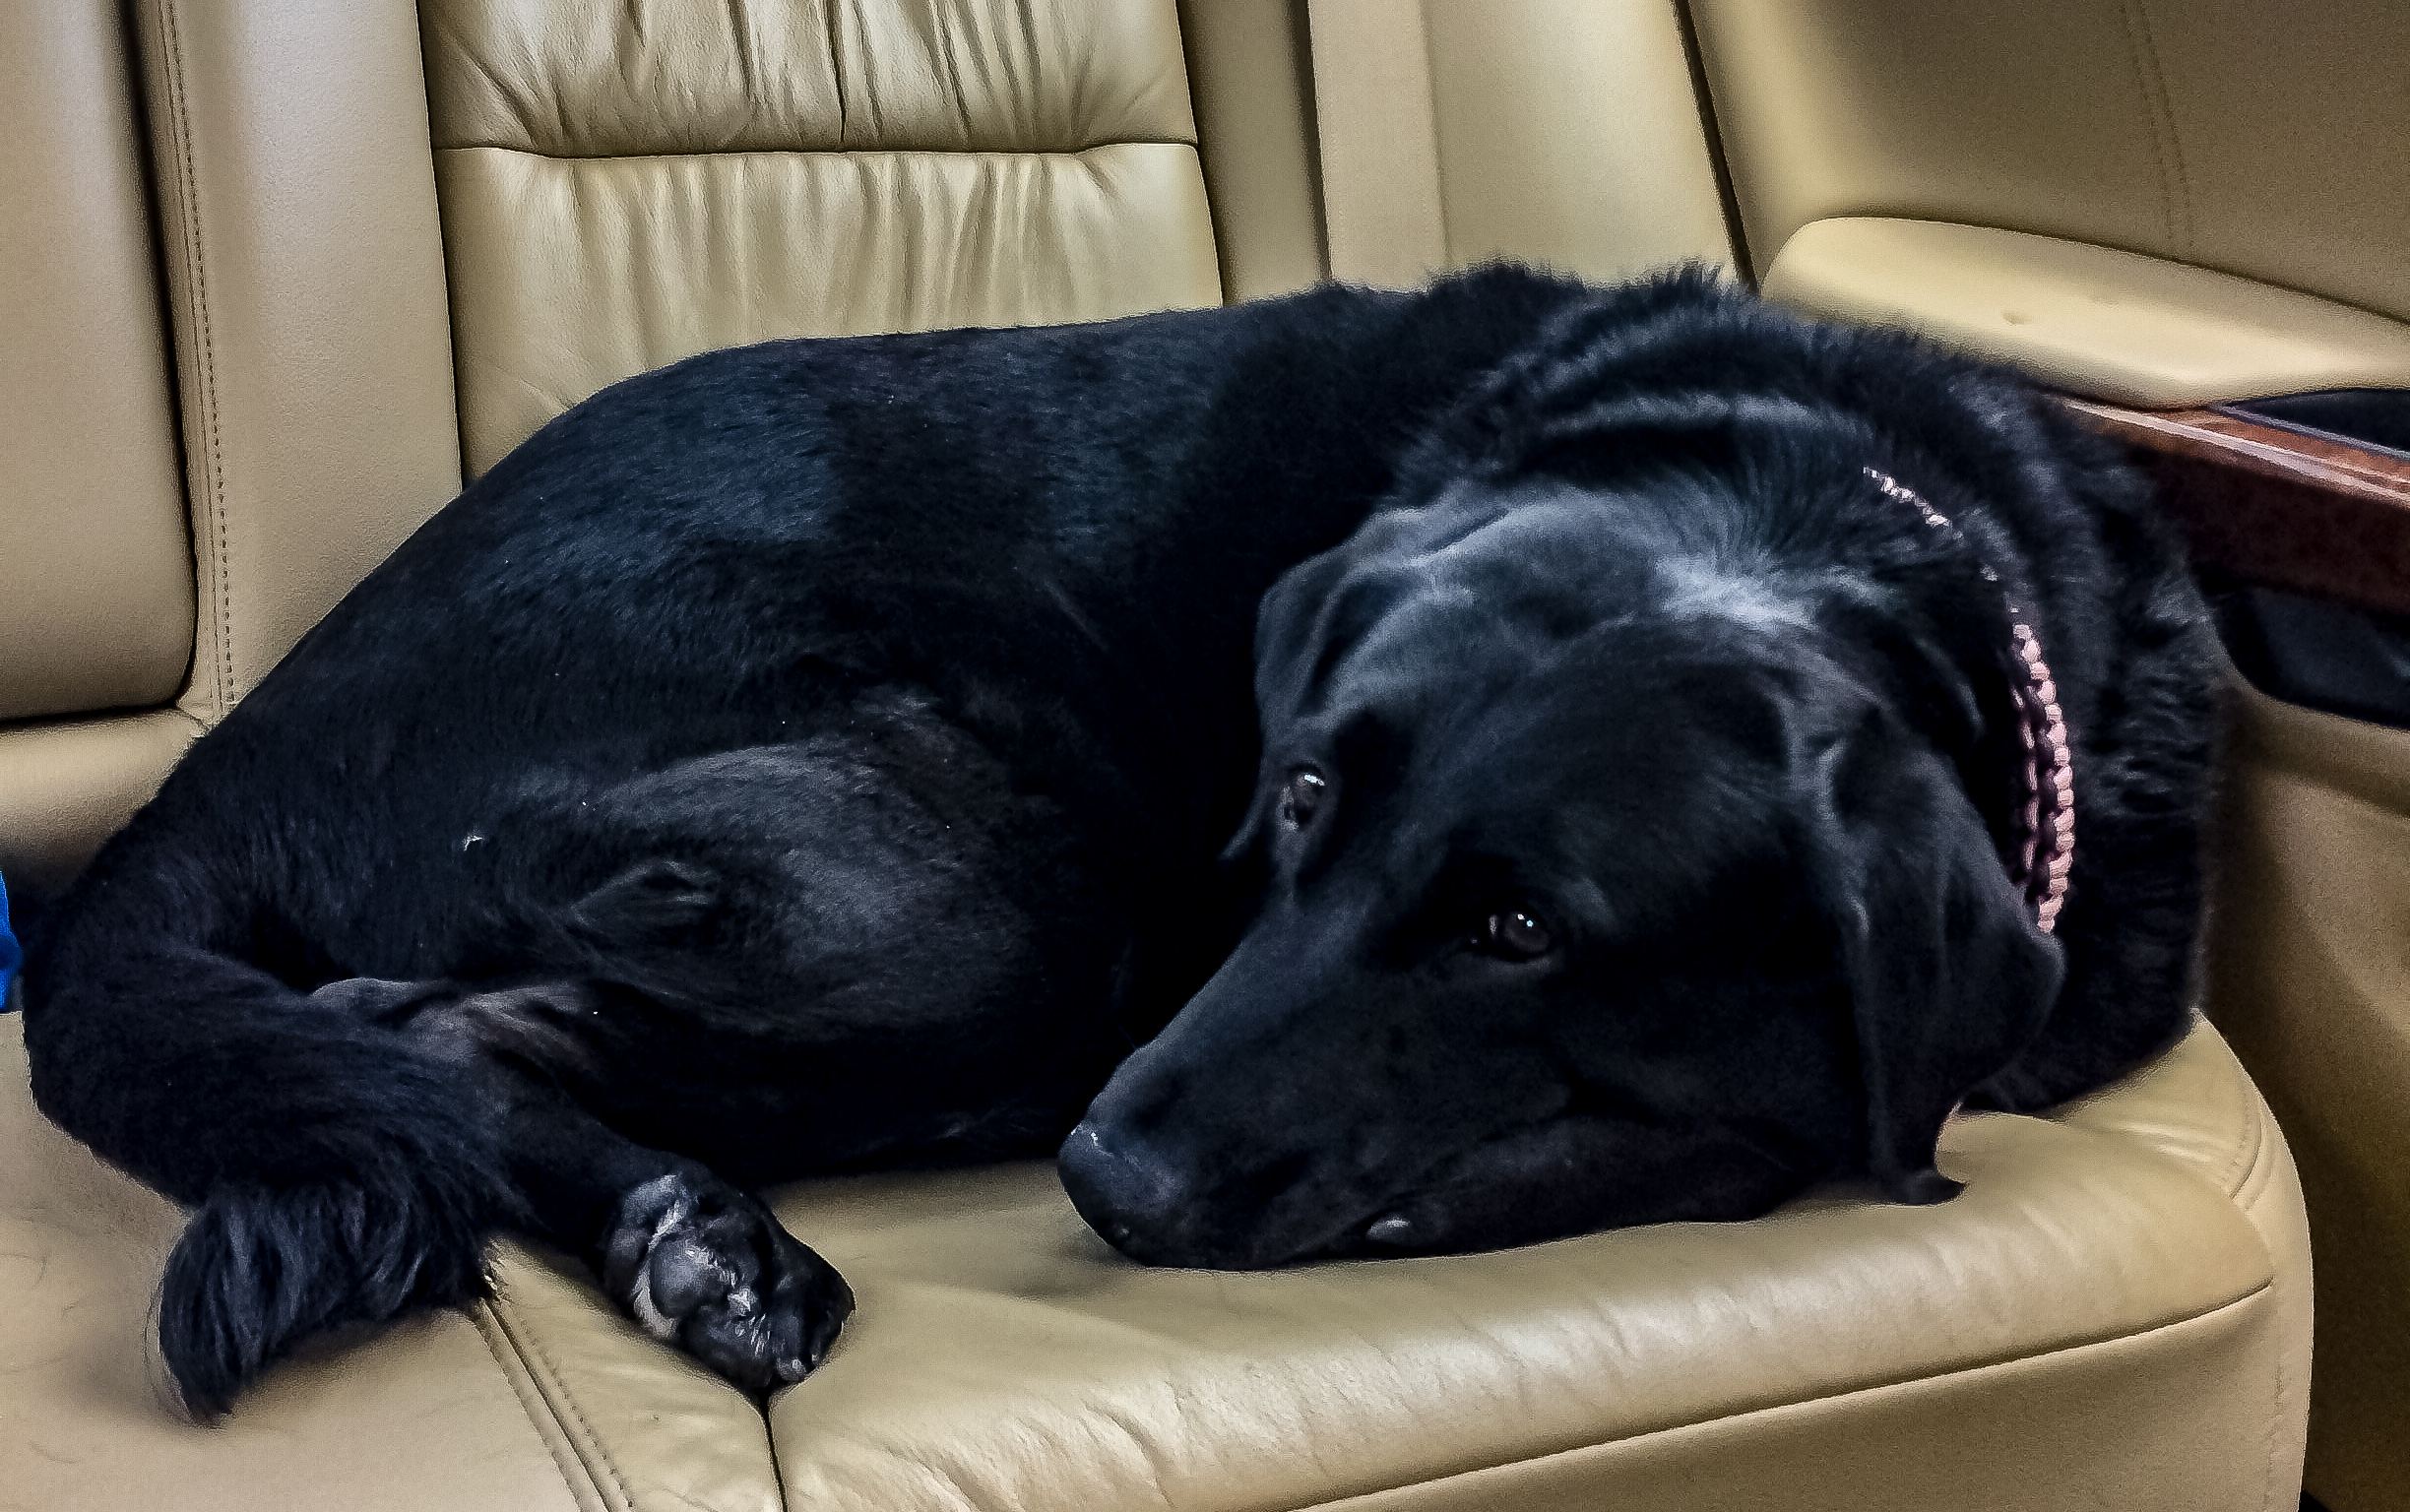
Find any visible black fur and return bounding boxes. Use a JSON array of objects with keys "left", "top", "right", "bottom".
[{"left": 21, "top": 269, "right": 2212, "bottom": 1414}]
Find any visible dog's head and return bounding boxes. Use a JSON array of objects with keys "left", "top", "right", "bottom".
[{"left": 1059, "top": 472, "right": 2063, "bottom": 1267}]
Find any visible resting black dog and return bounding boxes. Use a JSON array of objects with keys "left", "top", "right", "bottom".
[{"left": 22, "top": 268, "right": 2211, "bottom": 1417}]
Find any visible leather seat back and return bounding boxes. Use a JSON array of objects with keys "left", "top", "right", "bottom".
[
  {"left": 0, "top": 0, "right": 201, "bottom": 895},
  {"left": 423, "top": 0, "right": 1225, "bottom": 476},
  {"left": 0, "top": 0, "right": 192, "bottom": 727},
  {"left": 2, "top": 0, "right": 1739, "bottom": 895}
]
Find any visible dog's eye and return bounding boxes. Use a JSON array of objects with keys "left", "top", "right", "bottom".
[
  {"left": 1482, "top": 909, "right": 1554, "bottom": 960},
  {"left": 1278, "top": 769, "right": 1329, "bottom": 829}
]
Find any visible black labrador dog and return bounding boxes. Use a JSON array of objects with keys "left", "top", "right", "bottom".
[{"left": 22, "top": 269, "right": 2212, "bottom": 1417}]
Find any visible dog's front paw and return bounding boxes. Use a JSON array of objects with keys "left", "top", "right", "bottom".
[{"left": 599, "top": 1170, "right": 853, "bottom": 1392}]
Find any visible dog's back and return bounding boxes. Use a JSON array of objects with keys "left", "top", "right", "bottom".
[{"left": 19, "top": 266, "right": 1600, "bottom": 1412}]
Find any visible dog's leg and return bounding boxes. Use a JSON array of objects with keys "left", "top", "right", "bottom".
[
  {"left": 1354, "top": 1116, "right": 1813, "bottom": 1255},
  {"left": 317, "top": 976, "right": 854, "bottom": 1391}
]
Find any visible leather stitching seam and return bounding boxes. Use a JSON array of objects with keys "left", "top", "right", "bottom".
[
  {"left": 2226, "top": 1070, "right": 2290, "bottom": 1512},
  {"left": 2127, "top": 0, "right": 2194, "bottom": 255},
  {"left": 2259, "top": 1285, "right": 2285, "bottom": 1512},
  {"left": 2118, "top": 0, "right": 2193, "bottom": 257},
  {"left": 156, "top": 0, "right": 232, "bottom": 722},
  {"left": 480, "top": 1285, "right": 639, "bottom": 1512},
  {"left": 2222, "top": 1053, "right": 2271, "bottom": 1205},
  {"left": 472, "top": 1297, "right": 609, "bottom": 1511}
]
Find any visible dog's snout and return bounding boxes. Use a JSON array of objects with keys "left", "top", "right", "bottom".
[{"left": 1057, "top": 1121, "right": 1196, "bottom": 1263}]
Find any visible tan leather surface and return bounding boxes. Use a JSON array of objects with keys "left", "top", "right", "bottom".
[
  {"left": 422, "top": 0, "right": 1198, "bottom": 158},
  {"left": 477, "top": 1241, "right": 787, "bottom": 1512},
  {"left": 1690, "top": 0, "right": 2410, "bottom": 327},
  {"left": 134, "top": 0, "right": 464, "bottom": 724},
  {"left": 1763, "top": 219, "right": 2410, "bottom": 408},
  {"left": 763, "top": 1018, "right": 2299, "bottom": 1510},
  {"left": 1304, "top": 0, "right": 1447, "bottom": 288},
  {"left": 1299, "top": 1294, "right": 2282, "bottom": 1512},
  {"left": 1421, "top": 0, "right": 1732, "bottom": 282},
  {"left": 426, "top": 0, "right": 1220, "bottom": 476},
  {"left": 0, "top": 0, "right": 195, "bottom": 724},
  {"left": 438, "top": 143, "right": 1222, "bottom": 475},
  {"left": 2207, "top": 670, "right": 2410, "bottom": 1511},
  {"left": 1176, "top": 0, "right": 1327, "bottom": 301},
  {"left": 1300, "top": 0, "right": 1733, "bottom": 292},
  {"left": 0, "top": 710, "right": 201, "bottom": 900},
  {"left": 0, "top": 1008, "right": 2307, "bottom": 1509},
  {"left": 2054, "top": 1013, "right": 2315, "bottom": 1507},
  {"left": 0, "top": 1015, "right": 584, "bottom": 1512}
]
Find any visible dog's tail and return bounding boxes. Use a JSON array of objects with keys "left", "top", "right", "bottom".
[{"left": 21, "top": 842, "right": 523, "bottom": 1418}]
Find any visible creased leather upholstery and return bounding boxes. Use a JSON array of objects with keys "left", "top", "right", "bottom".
[
  {"left": 425, "top": 0, "right": 1221, "bottom": 475},
  {"left": 422, "top": 0, "right": 1198, "bottom": 158},
  {"left": 438, "top": 143, "right": 1220, "bottom": 475},
  {"left": 754, "top": 1022, "right": 2300, "bottom": 1512},
  {"left": 0, "top": 1007, "right": 2307, "bottom": 1511}
]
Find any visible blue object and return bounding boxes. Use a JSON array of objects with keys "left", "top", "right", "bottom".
[{"left": 0, "top": 870, "right": 18, "bottom": 1007}]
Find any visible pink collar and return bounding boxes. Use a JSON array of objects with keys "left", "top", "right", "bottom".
[{"left": 1864, "top": 469, "right": 2073, "bottom": 933}]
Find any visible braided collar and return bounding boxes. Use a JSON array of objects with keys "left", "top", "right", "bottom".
[{"left": 1864, "top": 469, "right": 2073, "bottom": 933}]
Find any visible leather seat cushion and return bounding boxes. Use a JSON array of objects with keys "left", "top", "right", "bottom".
[
  {"left": 760, "top": 1020, "right": 2296, "bottom": 1510},
  {"left": 0, "top": 1011, "right": 2308, "bottom": 1510}
]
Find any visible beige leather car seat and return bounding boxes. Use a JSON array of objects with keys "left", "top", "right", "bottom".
[{"left": 1, "top": 1, "right": 2314, "bottom": 1507}]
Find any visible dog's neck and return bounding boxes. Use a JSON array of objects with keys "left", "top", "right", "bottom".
[{"left": 1864, "top": 469, "right": 2073, "bottom": 933}]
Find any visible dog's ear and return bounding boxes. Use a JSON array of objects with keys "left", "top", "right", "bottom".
[
  {"left": 1805, "top": 713, "right": 2063, "bottom": 1205},
  {"left": 1250, "top": 543, "right": 1370, "bottom": 733}
]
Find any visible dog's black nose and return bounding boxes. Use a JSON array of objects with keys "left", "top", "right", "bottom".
[{"left": 1057, "top": 1121, "right": 1193, "bottom": 1264}]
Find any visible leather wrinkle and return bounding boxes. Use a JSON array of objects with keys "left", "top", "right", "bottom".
[
  {"left": 155, "top": 0, "right": 231, "bottom": 721},
  {"left": 424, "top": 8, "right": 546, "bottom": 163},
  {"left": 474, "top": 1297, "right": 613, "bottom": 1512},
  {"left": 820, "top": 0, "right": 845, "bottom": 140},
  {"left": 1277, "top": 1280, "right": 2280, "bottom": 1512},
  {"left": 429, "top": 137, "right": 1197, "bottom": 161},
  {"left": 477, "top": 1282, "right": 645, "bottom": 1512},
  {"left": 1087, "top": 1397, "right": 1182, "bottom": 1512},
  {"left": 1674, "top": 1268, "right": 2277, "bottom": 1451},
  {"left": 729, "top": 0, "right": 758, "bottom": 109}
]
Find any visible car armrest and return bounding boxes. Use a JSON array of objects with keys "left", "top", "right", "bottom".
[
  {"left": 1760, "top": 216, "right": 2410, "bottom": 617},
  {"left": 1760, "top": 218, "right": 2410, "bottom": 408}
]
